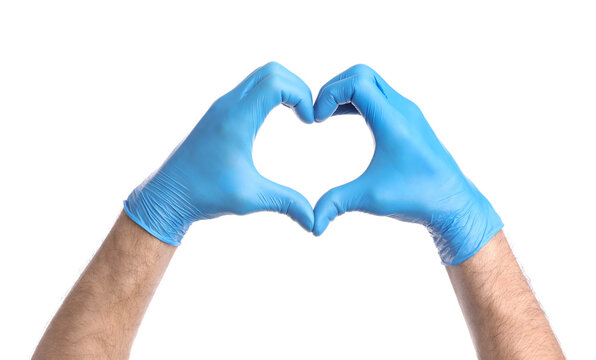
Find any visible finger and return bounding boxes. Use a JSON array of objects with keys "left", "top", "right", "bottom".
[
  {"left": 314, "top": 65, "right": 383, "bottom": 121},
  {"left": 314, "top": 64, "right": 417, "bottom": 123},
  {"left": 313, "top": 179, "right": 365, "bottom": 236},
  {"left": 318, "top": 64, "right": 403, "bottom": 104},
  {"left": 313, "top": 72, "right": 387, "bottom": 123},
  {"left": 318, "top": 64, "right": 377, "bottom": 91},
  {"left": 233, "top": 61, "right": 286, "bottom": 97},
  {"left": 257, "top": 178, "right": 315, "bottom": 232},
  {"left": 233, "top": 64, "right": 265, "bottom": 95},
  {"left": 241, "top": 63, "right": 314, "bottom": 124}
]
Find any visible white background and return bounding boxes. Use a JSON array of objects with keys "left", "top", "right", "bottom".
[{"left": 1, "top": 1, "right": 595, "bottom": 358}]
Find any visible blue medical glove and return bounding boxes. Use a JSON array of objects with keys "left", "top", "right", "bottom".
[
  {"left": 312, "top": 65, "right": 503, "bottom": 266},
  {"left": 124, "top": 62, "right": 315, "bottom": 246}
]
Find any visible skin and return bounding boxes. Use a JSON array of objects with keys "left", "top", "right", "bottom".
[
  {"left": 447, "top": 231, "right": 565, "bottom": 359},
  {"left": 32, "top": 217, "right": 565, "bottom": 360},
  {"left": 32, "top": 211, "right": 176, "bottom": 360}
]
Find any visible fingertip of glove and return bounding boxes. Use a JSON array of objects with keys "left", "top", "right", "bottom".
[
  {"left": 312, "top": 217, "right": 329, "bottom": 236},
  {"left": 290, "top": 204, "right": 314, "bottom": 233},
  {"left": 298, "top": 109, "right": 315, "bottom": 124},
  {"left": 293, "top": 100, "right": 315, "bottom": 124},
  {"left": 299, "top": 215, "right": 315, "bottom": 233},
  {"left": 314, "top": 111, "right": 333, "bottom": 123}
]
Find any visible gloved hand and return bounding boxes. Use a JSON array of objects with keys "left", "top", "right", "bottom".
[
  {"left": 312, "top": 65, "right": 503, "bottom": 266},
  {"left": 124, "top": 62, "right": 315, "bottom": 246}
]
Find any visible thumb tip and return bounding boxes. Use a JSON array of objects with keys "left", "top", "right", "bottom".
[
  {"left": 293, "top": 105, "right": 315, "bottom": 124},
  {"left": 289, "top": 204, "right": 314, "bottom": 232},
  {"left": 301, "top": 113, "right": 315, "bottom": 124},
  {"left": 263, "top": 183, "right": 314, "bottom": 232},
  {"left": 312, "top": 217, "right": 329, "bottom": 236},
  {"left": 313, "top": 100, "right": 333, "bottom": 123},
  {"left": 302, "top": 217, "right": 315, "bottom": 232}
]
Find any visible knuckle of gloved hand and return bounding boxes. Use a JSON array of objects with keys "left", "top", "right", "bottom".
[
  {"left": 209, "top": 95, "right": 228, "bottom": 114},
  {"left": 353, "top": 74, "right": 373, "bottom": 89},
  {"left": 350, "top": 64, "right": 375, "bottom": 77},
  {"left": 262, "top": 61, "right": 285, "bottom": 76},
  {"left": 352, "top": 75, "right": 378, "bottom": 98},
  {"left": 402, "top": 98, "right": 423, "bottom": 119},
  {"left": 263, "top": 61, "right": 283, "bottom": 73}
]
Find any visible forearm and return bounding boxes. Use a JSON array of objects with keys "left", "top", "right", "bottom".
[
  {"left": 446, "top": 231, "right": 563, "bottom": 359},
  {"left": 33, "top": 211, "right": 176, "bottom": 360}
]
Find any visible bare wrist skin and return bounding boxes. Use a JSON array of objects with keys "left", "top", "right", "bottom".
[
  {"left": 446, "top": 231, "right": 564, "bottom": 359},
  {"left": 33, "top": 211, "right": 176, "bottom": 360}
]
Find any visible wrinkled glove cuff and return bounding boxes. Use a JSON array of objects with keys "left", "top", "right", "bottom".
[
  {"left": 124, "top": 171, "right": 197, "bottom": 246},
  {"left": 430, "top": 186, "right": 504, "bottom": 266}
]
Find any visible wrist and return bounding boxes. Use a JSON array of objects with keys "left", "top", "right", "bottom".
[
  {"left": 124, "top": 171, "right": 199, "bottom": 246},
  {"left": 429, "top": 181, "right": 503, "bottom": 266}
]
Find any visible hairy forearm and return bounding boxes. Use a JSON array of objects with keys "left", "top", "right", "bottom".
[
  {"left": 446, "top": 231, "right": 563, "bottom": 359},
  {"left": 33, "top": 211, "right": 176, "bottom": 360}
]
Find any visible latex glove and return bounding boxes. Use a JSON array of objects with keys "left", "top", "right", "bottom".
[
  {"left": 312, "top": 65, "right": 503, "bottom": 266},
  {"left": 124, "top": 62, "right": 315, "bottom": 246}
]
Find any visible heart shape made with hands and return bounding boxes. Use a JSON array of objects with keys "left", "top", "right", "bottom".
[
  {"left": 126, "top": 61, "right": 503, "bottom": 265},
  {"left": 224, "top": 61, "right": 416, "bottom": 236},
  {"left": 246, "top": 63, "right": 390, "bottom": 235}
]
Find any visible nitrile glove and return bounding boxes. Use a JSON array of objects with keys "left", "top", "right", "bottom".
[
  {"left": 124, "top": 62, "right": 315, "bottom": 246},
  {"left": 312, "top": 65, "right": 503, "bottom": 266}
]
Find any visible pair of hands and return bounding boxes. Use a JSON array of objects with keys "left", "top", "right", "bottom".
[{"left": 124, "top": 62, "right": 502, "bottom": 266}]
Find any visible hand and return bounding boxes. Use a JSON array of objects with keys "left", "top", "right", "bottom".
[
  {"left": 312, "top": 65, "right": 503, "bottom": 265},
  {"left": 124, "top": 62, "right": 315, "bottom": 245}
]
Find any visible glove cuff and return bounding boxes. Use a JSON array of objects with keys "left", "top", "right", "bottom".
[
  {"left": 429, "top": 182, "right": 504, "bottom": 266},
  {"left": 124, "top": 171, "right": 198, "bottom": 246}
]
